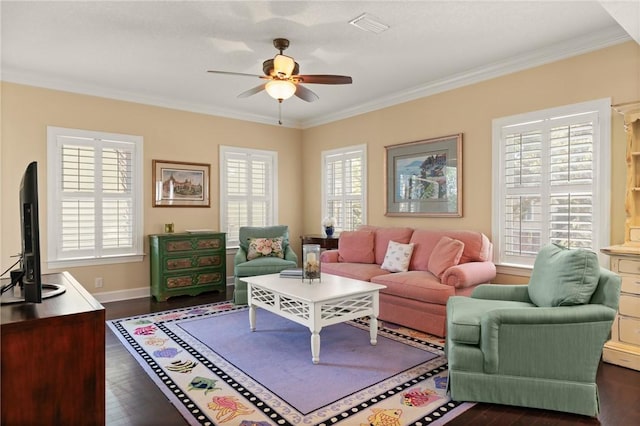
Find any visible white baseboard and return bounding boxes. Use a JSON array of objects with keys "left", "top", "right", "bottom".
[
  {"left": 93, "top": 286, "right": 150, "bottom": 304},
  {"left": 93, "top": 276, "right": 235, "bottom": 304}
]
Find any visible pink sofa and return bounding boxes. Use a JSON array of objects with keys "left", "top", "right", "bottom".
[{"left": 320, "top": 226, "right": 496, "bottom": 336}]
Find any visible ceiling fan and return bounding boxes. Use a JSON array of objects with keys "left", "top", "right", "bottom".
[{"left": 207, "top": 38, "right": 352, "bottom": 122}]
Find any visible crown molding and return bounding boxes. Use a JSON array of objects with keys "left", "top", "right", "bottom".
[
  {"left": 1, "top": 27, "right": 631, "bottom": 130},
  {"left": 300, "top": 27, "right": 632, "bottom": 128},
  {"left": 0, "top": 68, "right": 302, "bottom": 128},
  {"left": 600, "top": 0, "right": 640, "bottom": 45}
]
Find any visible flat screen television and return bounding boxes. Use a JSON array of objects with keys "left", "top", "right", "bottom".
[
  {"left": 20, "top": 161, "right": 42, "bottom": 302},
  {"left": 0, "top": 161, "right": 65, "bottom": 304}
]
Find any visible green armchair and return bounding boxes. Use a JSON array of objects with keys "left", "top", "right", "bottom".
[
  {"left": 446, "top": 244, "right": 621, "bottom": 417},
  {"left": 233, "top": 225, "right": 298, "bottom": 304}
]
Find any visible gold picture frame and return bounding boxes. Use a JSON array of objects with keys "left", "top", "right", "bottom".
[
  {"left": 385, "top": 134, "right": 462, "bottom": 217},
  {"left": 152, "top": 160, "right": 210, "bottom": 207}
]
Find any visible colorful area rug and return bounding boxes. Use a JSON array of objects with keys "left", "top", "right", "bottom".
[{"left": 108, "top": 301, "right": 473, "bottom": 425}]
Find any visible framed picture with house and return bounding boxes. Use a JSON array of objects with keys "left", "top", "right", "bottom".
[{"left": 152, "top": 160, "right": 210, "bottom": 207}]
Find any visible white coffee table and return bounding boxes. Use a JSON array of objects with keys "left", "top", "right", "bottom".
[{"left": 242, "top": 273, "right": 386, "bottom": 364}]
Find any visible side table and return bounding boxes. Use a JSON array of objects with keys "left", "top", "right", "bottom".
[{"left": 301, "top": 234, "right": 339, "bottom": 250}]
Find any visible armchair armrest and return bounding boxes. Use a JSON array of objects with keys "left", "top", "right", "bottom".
[
  {"left": 472, "top": 284, "right": 532, "bottom": 302},
  {"left": 480, "top": 304, "right": 618, "bottom": 376},
  {"left": 234, "top": 247, "right": 248, "bottom": 267},
  {"left": 320, "top": 249, "right": 339, "bottom": 263},
  {"left": 441, "top": 261, "right": 496, "bottom": 288},
  {"left": 284, "top": 246, "right": 298, "bottom": 264}
]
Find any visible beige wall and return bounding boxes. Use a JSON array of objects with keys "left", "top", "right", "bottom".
[
  {"left": 303, "top": 41, "right": 639, "bottom": 282},
  {"left": 1, "top": 41, "right": 639, "bottom": 293},
  {"left": 1, "top": 83, "right": 302, "bottom": 294}
]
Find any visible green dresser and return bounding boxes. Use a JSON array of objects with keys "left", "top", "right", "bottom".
[{"left": 149, "top": 232, "right": 226, "bottom": 302}]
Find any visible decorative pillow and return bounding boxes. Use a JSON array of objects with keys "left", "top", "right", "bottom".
[
  {"left": 246, "top": 237, "right": 285, "bottom": 260},
  {"left": 528, "top": 243, "right": 600, "bottom": 307},
  {"left": 338, "top": 231, "right": 375, "bottom": 263},
  {"left": 428, "top": 236, "right": 465, "bottom": 278},
  {"left": 381, "top": 240, "right": 415, "bottom": 272}
]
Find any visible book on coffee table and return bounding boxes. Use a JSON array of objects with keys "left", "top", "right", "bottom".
[{"left": 279, "top": 268, "right": 303, "bottom": 278}]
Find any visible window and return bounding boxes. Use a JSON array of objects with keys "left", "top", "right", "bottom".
[
  {"left": 47, "top": 126, "right": 144, "bottom": 267},
  {"left": 220, "top": 146, "right": 277, "bottom": 247},
  {"left": 322, "top": 145, "right": 367, "bottom": 232},
  {"left": 492, "top": 99, "right": 611, "bottom": 268}
]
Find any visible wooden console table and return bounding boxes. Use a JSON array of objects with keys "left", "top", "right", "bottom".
[
  {"left": 1, "top": 271, "right": 105, "bottom": 425},
  {"left": 301, "top": 234, "right": 339, "bottom": 250}
]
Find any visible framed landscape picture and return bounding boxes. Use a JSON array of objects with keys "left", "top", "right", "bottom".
[
  {"left": 385, "top": 134, "right": 462, "bottom": 217},
  {"left": 153, "top": 160, "right": 210, "bottom": 207}
]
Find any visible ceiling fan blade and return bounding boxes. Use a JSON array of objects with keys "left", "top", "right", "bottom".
[
  {"left": 295, "top": 75, "right": 353, "bottom": 85},
  {"left": 207, "top": 70, "right": 265, "bottom": 79},
  {"left": 294, "top": 84, "right": 319, "bottom": 102},
  {"left": 238, "top": 84, "right": 266, "bottom": 98}
]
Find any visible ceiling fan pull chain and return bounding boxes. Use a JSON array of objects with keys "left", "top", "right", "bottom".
[{"left": 278, "top": 99, "right": 283, "bottom": 125}]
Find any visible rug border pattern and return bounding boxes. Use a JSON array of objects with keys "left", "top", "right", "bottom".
[{"left": 108, "top": 302, "right": 470, "bottom": 426}]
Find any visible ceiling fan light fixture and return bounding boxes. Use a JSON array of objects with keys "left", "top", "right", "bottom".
[
  {"left": 273, "top": 54, "right": 295, "bottom": 78},
  {"left": 265, "top": 79, "right": 296, "bottom": 100}
]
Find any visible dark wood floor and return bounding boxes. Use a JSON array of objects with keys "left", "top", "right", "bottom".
[{"left": 104, "top": 289, "right": 640, "bottom": 425}]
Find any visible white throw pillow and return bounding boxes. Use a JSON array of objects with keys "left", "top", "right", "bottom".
[{"left": 381, "top": 240, "right": 415, "bottom": 273}]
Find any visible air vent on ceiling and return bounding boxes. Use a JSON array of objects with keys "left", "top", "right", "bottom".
[{"left": 348, "top": 13, "right": 390, "bottom": 34}]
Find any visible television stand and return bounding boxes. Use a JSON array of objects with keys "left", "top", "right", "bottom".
[
  {"left": 1, "top": 271, "right": 105, "bottom": 425},
  {"left": 0, "top": 282, "right": 66, "bottom": 304}
]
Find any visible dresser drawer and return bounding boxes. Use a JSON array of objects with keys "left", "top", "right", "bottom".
[
  {"left": 603, "top": 341, "right": 640, "bottom": 371},
  {"left": 620, "top": 293, "right": 640, "bottom": 317},
  {"left": 614, "top": 258, "right": 640, "bottom": 275},
  {"left": 621, "top": 275, "right": 640, "bottom": 296},
  {"left": 163, "top": 235, "right": 224, "bottom": 252},
  {"left": 165, "top": 253, "right": 223, "bottom": 271},
  {"left": 619, "top": 315, "right": 640, "bottom": 346},
  {"left": 165, "top": 270, "right": 225, "bottom": 289}
]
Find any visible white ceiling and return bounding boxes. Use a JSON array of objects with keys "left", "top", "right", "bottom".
[{"left": 1, "top": 1, "right": 636, "bottom": 128}]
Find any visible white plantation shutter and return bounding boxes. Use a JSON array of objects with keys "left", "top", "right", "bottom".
[
  {"left": 493, "top": 99, "right": 610, "bottom": 267},
  {"left": 48, "top": 127, "right": 143, "bottom": 267},
  {"left": 322, "top": 145, "right": 367, "bottom": 232},
  {"left": 220, "top": 146, "right": 277, "bottom": 247}
]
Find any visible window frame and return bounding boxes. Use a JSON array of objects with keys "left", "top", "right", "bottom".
[
  {"left": 47, "top": 126, "right": 144, "bottom": 268},
  {"left": 492, "top": 98, "right": 611, "bottom": 271},
  {"left": 219, "top": 145, "right": 278, "bottom": 248},
  {"left": 321, "top": 144, "right": 367, "bottom": 233}
]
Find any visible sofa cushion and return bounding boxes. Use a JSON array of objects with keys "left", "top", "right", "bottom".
[
  {"left": 235, "top": 256, "right": 297, "bottom": 277},
  {"left": 371, "top": 271, "right": 454, "bottom": 305},
  {"left": 428, "top": 236, "right": 464, "bottom": 278},
  {"left": 410, "top": 229, "right": 493, "bottom": 271},
  {"left": 321, "top": 262, "right": 390, "bottom": 282},
  {"left": 338, "top": 230, "right": 375, "bottom": 263},
  {"left": 246, "top": 237, "right": 285, "bottom": 260},
  {"left": 359, "top": 226, "right": 414, "bottom": 265},
  {"left": 381, "top": 241, "right": 415, "bottom": 272},
  {"left": 528, "top": 244, "right": 600, "bottom": 307}
]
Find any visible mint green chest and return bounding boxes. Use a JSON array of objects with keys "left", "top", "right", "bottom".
[{"left": 149, "top": 232, "right": 226, "bottom": 302}]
